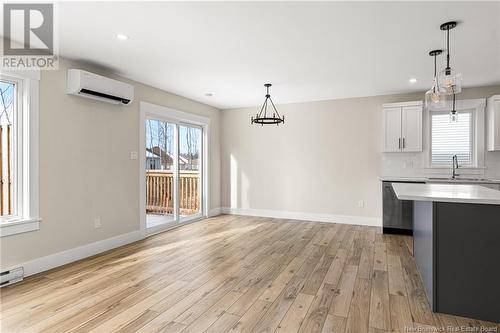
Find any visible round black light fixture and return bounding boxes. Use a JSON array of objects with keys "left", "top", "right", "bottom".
[{"left": 251, "top": 84, "right": 285, "bottom": 126}]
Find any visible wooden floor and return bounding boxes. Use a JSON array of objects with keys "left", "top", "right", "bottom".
[{"left": 1, "top": 215, "right": 498, "bottom": 333}]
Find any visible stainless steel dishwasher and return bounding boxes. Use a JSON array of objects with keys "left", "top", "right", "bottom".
[{"left": 382, "top": 181, "right": 424, "bottom": 235}]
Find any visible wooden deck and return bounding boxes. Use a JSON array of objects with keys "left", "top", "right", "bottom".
[{"left": 1, "top": 215, "right": 498, "bottom": 332}]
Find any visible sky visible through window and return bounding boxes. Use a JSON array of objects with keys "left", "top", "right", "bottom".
[
  {"left": 146, "top": 120, "right": 200, "bottom": 157},
  {"left": 0, "top": 81, "right": 14, "bottom": 126}
]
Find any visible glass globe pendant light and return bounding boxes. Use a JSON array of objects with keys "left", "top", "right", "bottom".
[
  {"left": 437, "top": 21, "right": 462, "bottom": 94},
  {"left": 425, "top": 49, "right": 448, "bottom": 109}
]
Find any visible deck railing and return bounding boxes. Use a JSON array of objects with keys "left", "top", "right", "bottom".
[{"left": 146, "top": 170, "right": 200, "bottom": 215}]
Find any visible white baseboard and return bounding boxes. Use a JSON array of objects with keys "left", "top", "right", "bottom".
[
  {"left": 221, "top": 207, "right": 381, "bottom": 227},
  {"left": 13, "top": 230, "right": 143, "bottom": 277},
  {"left": 208, "top": 207, "right": 222, "bottom": 217}
]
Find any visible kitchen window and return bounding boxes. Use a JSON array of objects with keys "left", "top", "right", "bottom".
[
  {"left": 431, "top": 111, "right": 473, "bottom": 166},
  {"left": 426, "top": 99, "right": 486, "bottom": 170},
  {"left": 0, "top": 71, "right": 40, "bottom": 237}
]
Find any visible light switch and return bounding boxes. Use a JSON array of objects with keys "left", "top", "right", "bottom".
[{"left": 130, "top": 151, "right": 138, "bottom": 160}]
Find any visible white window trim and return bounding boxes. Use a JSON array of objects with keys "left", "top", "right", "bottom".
[
  {"left": 0, "top": 70, "right": 41, "bottom": 237},
  {"left": 424, "top": 98, "right": 486, "bottom": 175}
]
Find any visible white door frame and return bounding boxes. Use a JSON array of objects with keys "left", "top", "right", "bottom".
[{"left": 139, "top": 101, "right": 210, "bottom": 236}]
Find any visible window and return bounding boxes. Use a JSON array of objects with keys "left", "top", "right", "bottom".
[
  {"left": 431, "top": 111, "right": 473, "bottom": 166},
  {"left": 0, "top": 71, "right": 40, "bottom": 237},
  {"left": 0, "top": 80, "right": 15, "bottom": 216}
]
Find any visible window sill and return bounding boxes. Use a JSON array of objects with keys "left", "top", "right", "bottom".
[
  {"left": 0, "top": 218, "right": 41, "bottom": 237},
  {"left": 424, "top": 166, "right": 486, "bottom": 170}
]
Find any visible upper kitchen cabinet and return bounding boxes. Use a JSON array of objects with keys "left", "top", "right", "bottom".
[
  {"left": 486, "top": 95, "right": 500, "bottom": 151},
  {"left": 382, "top": 101, "right": 423, "bottom": 152}
]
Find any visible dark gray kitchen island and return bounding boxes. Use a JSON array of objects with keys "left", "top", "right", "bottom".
[{"left": 392, "top": 183, "right": 500, "bottom": 323}]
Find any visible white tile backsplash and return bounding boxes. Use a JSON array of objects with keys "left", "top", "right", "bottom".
[{"left": 382, "top": 151, "right": 500, "bottom": 180}]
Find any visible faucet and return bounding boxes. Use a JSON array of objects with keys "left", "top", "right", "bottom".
[{"left": 452, "top": 155, "right": 459, "bottom": 179}]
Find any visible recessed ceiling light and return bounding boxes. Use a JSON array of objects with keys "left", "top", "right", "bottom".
[
  {"left": 116, "top": 34, "right": 129, "bottom": 41},
  {"left": 204, "top": 93, "right": 213, "bottom": 97},
  {"left": 409, "top": 78, "right": 418, "bottom": 83}
]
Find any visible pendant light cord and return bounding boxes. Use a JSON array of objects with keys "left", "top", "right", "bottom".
[
  {"left": 433, "top": 54, "right": 437, "bottom": 92},
  {"left": 452, "top": 85, "right": 456, "bottom": 112},
  {"left": 446, "top": 28, "right": 451, "bottom": 74},
  {"left": 434, "top": 54, "right": 437, "bottom": 77}
]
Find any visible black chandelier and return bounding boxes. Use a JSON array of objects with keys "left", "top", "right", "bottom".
[{"left": 251, "top": 83, "right": 285, "bottom": 125}]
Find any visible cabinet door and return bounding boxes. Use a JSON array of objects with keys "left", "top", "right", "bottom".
[
  {"left": 383, "top": 107, "right": 402, "bottom": 152},
  {"left": 401, "top": 199, "right": 414, "bottom": 230},
  {"left": 487, "top": 99, "right": 500, "bottom": 151},
  {"left": 401, "top": 105, "right": 422, "bottom": 152},
  {"left": 495, "top": 100, "right": 500, "bottom": 150},
  {"left": 382, "top": 182, "right": 402, "bottom": 228}
]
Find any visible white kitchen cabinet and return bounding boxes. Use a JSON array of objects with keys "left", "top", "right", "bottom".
[
  {"left": 383, "top": 107, "right": 402, "bottom": 152},
  {"left": 486, "top": 95, "right": 500, "bottom": 151},
  {"left": 382, "top": 101, "right": 422, "bottom": 152}
]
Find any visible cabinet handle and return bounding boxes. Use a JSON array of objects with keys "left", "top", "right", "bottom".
[
  {"left": 398, "top": 138, "right": 401, "bottom": 149},
  {"left": 403, "top": 138, "right": 406, "bottom": 149}
]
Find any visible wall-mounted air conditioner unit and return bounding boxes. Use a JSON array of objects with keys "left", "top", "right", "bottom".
[{"left": 67, "top": 69, "right": 134, "bottom": 105}]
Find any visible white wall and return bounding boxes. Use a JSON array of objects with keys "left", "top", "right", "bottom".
[
  {"left": 1, "top": 57, "right": 221, "bottom": 269},
  {"left": 220, "top": 85, "right": 500, "bottom": 225}
]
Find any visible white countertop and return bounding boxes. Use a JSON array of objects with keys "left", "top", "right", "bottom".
[
  {"left": 379, "top": 176, "right": 500, "bottom": 184},
  {"left": 380, "top": 176, "right": 500, "bottom": 184},
  {"left": 392, "top": 183, "right": 500, "bottom": 205}
]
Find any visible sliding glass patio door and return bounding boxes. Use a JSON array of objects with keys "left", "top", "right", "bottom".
[
  {"left": 145, "top": 119, "right": 177, "bottom": 229},
  {"left": 145, "top": 118, "right": 203, "bottom": 231},
  {"left": 178, "top": 124, "right": 202, "bottom": 221}
]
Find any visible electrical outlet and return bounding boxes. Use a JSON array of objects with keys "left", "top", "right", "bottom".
[
  {"left": 357, "top": 200, "right": 365, "bottom": 208},
  {"left": 130, "top": 151, "right": 138, "bottom": 160},
  {"left": 94, "top": 217, "right": 102, "bottom": 229}
]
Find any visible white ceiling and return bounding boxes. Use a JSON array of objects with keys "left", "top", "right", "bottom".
[{"left": 56, "top": 2, "right": 500, "bottom": 109}]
